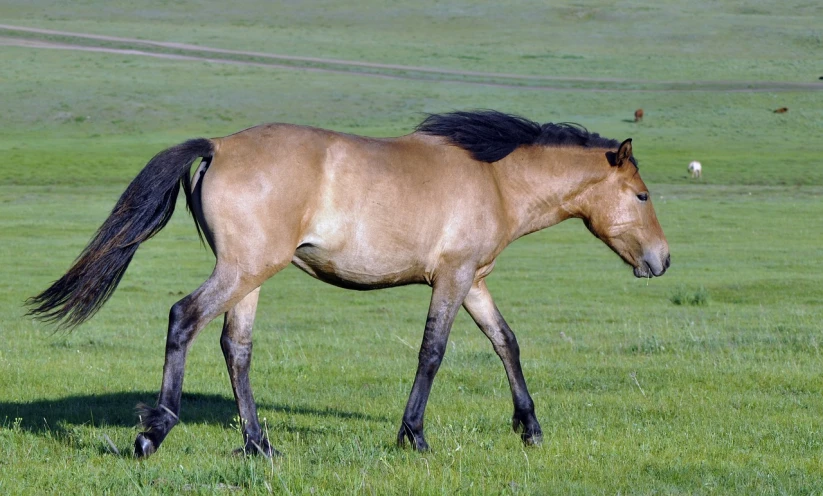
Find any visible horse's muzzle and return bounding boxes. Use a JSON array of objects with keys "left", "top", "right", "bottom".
[{"left": 633, "top": 252, "right": 670, "bottom": 278}]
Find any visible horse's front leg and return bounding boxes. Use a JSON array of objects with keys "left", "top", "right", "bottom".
[
  {"left": 397, "top": 271, "right": 474, "bottom": 451},
  {"left": 220, "top": 287, "right": 277, "bottom": 457},
  {"left": 462, "top": 279, "right": 542, "bottom": 445}
]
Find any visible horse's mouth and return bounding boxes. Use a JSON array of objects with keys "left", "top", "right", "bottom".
[
  {"left": 633, "top": 263, "right": 653, "bottom": 278},
  {"left": 633, "top": 254, "right": 670, "bottom": 278}
]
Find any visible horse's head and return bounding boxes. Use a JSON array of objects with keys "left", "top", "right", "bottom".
[{"left": 580, "top": 139, "right": 670, "bottom": 278}]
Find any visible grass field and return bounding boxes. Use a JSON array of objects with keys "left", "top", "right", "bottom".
[{"left": 1, "top": 1, "right": 823, "bottom": 494}]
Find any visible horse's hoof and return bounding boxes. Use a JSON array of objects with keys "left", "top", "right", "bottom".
[
  {"left": 396, "top": 425, "right": 429, "bottom": 452},
  {"left": 134, "top": 432, "right": 156, "bottom": 458},
  {"left": 233, "top": 438, "right": 280, "bottom": 458},
  {"left": 512, "top": 415, "right": 543, "bottom": 446},
  {"left": 522, "top": 430, "right": 543, "bottom": 446}
]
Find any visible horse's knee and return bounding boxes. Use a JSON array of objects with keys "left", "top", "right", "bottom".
[
  {"left": 220, "top": 332, "right": 252, "bottom": 364},
  {"left": 417, "top": 344, "right": 446, "bottom": 375},
  {"left": 219, "top": 332, "right": 232, "bottom": 355},
  {"left": 500, "top": 328, "right": 520, "bottom": 352}
]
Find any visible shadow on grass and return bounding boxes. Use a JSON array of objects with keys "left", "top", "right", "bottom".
[{"left": 0, "top": 391, "right": 391, "bottom": 436}]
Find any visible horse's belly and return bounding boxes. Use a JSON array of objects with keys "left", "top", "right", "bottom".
[{"left": 291, "top": 243, "right": 426, "bottom": 290}]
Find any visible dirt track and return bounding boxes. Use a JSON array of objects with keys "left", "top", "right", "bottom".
[{"left": 2, "top": 24, "right": 821, "bottom": 93}]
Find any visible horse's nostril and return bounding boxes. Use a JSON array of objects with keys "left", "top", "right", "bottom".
[{"left": 664, "top": 254, "right": 671, "bottom": 269}]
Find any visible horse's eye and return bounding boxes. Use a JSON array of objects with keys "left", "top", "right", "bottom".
[{"left": 637, "top": 193, "right": 649, "bottom": 202}]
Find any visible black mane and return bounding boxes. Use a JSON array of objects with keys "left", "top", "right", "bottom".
[{"left": 416, "top": 110, "right": 620, "bottom": 163}]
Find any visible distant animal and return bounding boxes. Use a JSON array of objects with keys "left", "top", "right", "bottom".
[
  {"left": 634, "top": 109, "right": 644, "bottom": 122},
  {"left": 773, "top": 107, "right": 788, "bottom": 113},
  {"left": 27, "top": 110, "right": 670, "bottom": 459},
  {"left": 688, "top": 161, "right": 702, "bottom": 179}
]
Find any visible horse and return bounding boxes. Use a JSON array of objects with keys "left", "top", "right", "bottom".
[
  {"left": 688, "top": 160, "right": 702, "bottom": 179},
  {"left": 773, "top": 107, "right": 788, "bottom": 113},
  {"left": 634, "top": 109, "right": 644, "bottom": 122},
  {"left": 27, "top": 110, "right": 670, "bottom": 458}
]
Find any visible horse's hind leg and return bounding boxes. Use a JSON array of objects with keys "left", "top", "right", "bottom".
[
  {"left": 219, "top": 287, "right": 277, "bottom": 457},
  {"left": 134, "top": 263, "right": 261, "bottom": 458},
  {"left": 462, "top": 280, "right": 543, "bottom": 445}
]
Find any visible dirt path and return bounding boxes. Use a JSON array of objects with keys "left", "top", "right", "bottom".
[{"left": 2, "top": 24, "right": 821, "bottom": 93}]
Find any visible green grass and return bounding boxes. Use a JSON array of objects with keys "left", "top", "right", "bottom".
[{"left": 2, "top": 1, "right": 823, "bottom": 493}]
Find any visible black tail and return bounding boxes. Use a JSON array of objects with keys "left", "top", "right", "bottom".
[{"left": 27, "top": 138, "right": 214, "bottom": 330}]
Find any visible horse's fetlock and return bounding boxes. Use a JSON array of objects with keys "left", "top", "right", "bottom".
[{"left": 514, "top": 400, "right": 535, "bottom": 416}]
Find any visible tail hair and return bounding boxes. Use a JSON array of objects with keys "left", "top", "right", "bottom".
[{"left": 26, "top": 138, "right": 214, "bottom": 330}]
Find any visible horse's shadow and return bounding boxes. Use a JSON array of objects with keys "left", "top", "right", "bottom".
[{"left": 1, "top": 391, "right": 390, "bottom": 442}]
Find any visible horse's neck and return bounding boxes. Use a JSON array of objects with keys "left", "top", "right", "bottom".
[{"left": 494, "top": 146, "right": 606, "bottom": 241}]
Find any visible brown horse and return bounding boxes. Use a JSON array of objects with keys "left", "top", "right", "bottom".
[
  {"left": 28, "top": 110, "right": 670, "bottom": 458},
  {"left": 634, "top": 108, "right": 644, "bottom": 122}
]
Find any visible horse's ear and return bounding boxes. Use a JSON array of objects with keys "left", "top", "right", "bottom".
[{"left": 609, "top": 138, "right": 633, "bottom": 167}]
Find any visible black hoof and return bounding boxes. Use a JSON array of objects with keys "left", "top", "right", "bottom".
[
  {"left": 522, "top": 429, "right": 543, "bottom": 446},
  {"left": 134, "top": 432, "right": 157, "bottom": 458},
  {"left": 512, "top": 414, "right": 543, "bottom": 446},
  {"left": 233, "top": 438, "right": 279, "bottom": 458},
  {"left": 397, "top": 424, "right": 430, "bottom": 452}
]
